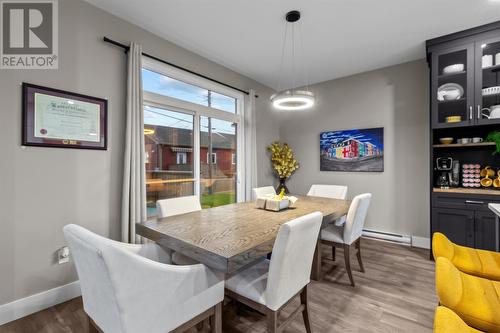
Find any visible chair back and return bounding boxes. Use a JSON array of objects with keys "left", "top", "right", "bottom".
[
  {"left": 307, "top": 184, "right": 348, "bottom": 199},
  {"left": 156, "top": 195, "right": 201, "bottom": 218},
  {"left": 343, "top": 193, "right": 372, "bottom": 244},
  {"left": 252, "top": 186, "right": 276, "bottom": 200},
  {"left": 265, "top": 212, "right": 323, "bottom": 311},
  {"left": 63, "top": 224, "right": 123, "bottom": 333}
]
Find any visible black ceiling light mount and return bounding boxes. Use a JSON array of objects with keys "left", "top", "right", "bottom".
[{"left": 285, "top": 10, "right": 301, "bottom": 23}]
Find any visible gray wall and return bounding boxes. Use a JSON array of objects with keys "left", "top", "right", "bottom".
[
  {"left": 279, "top": 60, "right": 430, "bottom": 238},
  {"left": 0, "top": 0, "right": 278, "bottom": 305}
]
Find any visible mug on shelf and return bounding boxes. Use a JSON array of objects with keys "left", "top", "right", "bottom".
[
  {"left": 496, "top": 52, "right": 500, "bottom": 66},
  {"left": 458, "top": 138, "right": 471, "bottom": 144},
  {"left": 481, "top": 104, "right": 500, "bottom": 119},
  {"left": 483, "top": 54, "right": 493, "bottom": 68},
  {"left": 480, "top": 166, "right": 495, "bottom": 178},
  {"left": 472, "top": 137, "right": 483, "bottom": 143}
]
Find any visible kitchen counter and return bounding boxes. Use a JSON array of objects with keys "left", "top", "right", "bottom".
[{"left": 487, "top": 203, "right": 500, "bottom": 252}]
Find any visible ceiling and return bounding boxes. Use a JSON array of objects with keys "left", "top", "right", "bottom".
[{"left": 86, "top": 0, "right": 500, "bottom": 90}]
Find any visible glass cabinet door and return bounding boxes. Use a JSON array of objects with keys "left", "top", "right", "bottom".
[
  {"left": 475, "top": 37, "right": 500, "bottom": 125},
  {"left": 431, "top": 45, "right": 474, "bottom": 128}
]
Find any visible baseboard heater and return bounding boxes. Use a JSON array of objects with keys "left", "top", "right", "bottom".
[{"left": 362, "top": 229, "right": 411, "bottom": 245}]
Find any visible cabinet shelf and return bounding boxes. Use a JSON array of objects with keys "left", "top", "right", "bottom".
[
  {"left": 433, "top": 187, "right": 500, "bottom": 196},
  {"left": 438, "top": 71, "right": 466, "bottom": 79},
  {"left": 433, "top": 142, "right": 496, "bottom": 148},
  {"left": 483, "top": 64, "right": 500, "bottom": 72},
  {"left": 437, "top": 98, "right": 466, "bottom": 104}
]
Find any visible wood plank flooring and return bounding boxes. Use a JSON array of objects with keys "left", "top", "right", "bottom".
[{"left": 0, "top": 238, "right": 437, "bottom": 333}]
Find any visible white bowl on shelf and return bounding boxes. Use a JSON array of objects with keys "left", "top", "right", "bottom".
[{"left": 443, "top": 64, "right": 464, "bottom": 74}]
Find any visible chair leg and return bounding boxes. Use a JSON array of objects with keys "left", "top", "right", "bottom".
[
  {"left": 356, "top": 238, "right": 365, "bottom": 273},
  {"left": 332, "top": 245, "right": 336, "bottom": 261},
  {"left": 266, "top": 309, "right": 278, "bottom": 333},
  {"left": 210, "top": 302, "right": 222, "bottom": 333},
  {"left": 300, "top": 286, "right": 313, "bottom": 333},
  {"left": 343, "top": 244, "right": 355, "bottom": 287}
]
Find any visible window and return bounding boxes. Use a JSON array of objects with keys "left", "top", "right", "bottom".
[
  {"left": 177, "top": 152, "right": 187, "bottom": 165},
  {"left": 142, "top": 57, "right": 244, "bottom": 214},
  {"left": 142, "top": 68, "right": 236, "bottom": 113},
  {"left": 207, "top": 152, "right": 217, "bottom": 164},
  {"left": 144, "top": 105, "right": 195, "bottom": 217}
]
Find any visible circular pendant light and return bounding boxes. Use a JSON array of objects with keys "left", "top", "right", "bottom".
[
  {"left": 271, "top": 10, "right": 315, "bottom": 111},
  {"left": 271, "top": 90, "right": 314, "bottom": 111}
]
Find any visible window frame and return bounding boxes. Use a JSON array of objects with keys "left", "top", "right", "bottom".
[
  {"left": 176, "top": 152, "right": 188, "bottom": 165},
  {"left": 142, "top": 57, "right": 245, "bottom": 203},
  {"left": 206, "top": 152, "right": 217, "bottom": 164}
]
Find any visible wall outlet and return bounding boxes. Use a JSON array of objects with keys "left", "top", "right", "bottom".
[{"left": 58, "top": 246, "right": 70, "bottom": 264}]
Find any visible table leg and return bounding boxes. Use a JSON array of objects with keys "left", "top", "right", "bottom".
[{"left": 311, "top": 238, "right": 322, "bottom": 281}]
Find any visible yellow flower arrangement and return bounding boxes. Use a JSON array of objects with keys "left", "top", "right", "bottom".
[{"left": 267, "top": 142, "right": 299, "bottom": 179}]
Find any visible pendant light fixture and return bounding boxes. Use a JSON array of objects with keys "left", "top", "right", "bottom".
[{"left": 271, "top": 10, "right": 315, "bottom": 111}]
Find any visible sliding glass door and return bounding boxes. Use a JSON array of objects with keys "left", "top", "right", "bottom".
[
  {"left": 144, "top": 106, "right": 195, "bottom": 216},
  {"left": 200, "top": 117, "right": 237, "bottom": 208}
]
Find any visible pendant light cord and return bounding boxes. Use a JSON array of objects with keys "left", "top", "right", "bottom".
[
  {"left": 291, "top": 22, "right": 296, "bottom": 95},
  {"left": 277, "top": 22, "right": 289, "bottom": 94},
  {"left": 298, "top": 22, "right": 311, "bottom": 93}
]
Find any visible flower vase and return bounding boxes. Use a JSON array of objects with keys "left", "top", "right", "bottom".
[{"left": 276, "top": 178, "right": 290, "bottom": 194}]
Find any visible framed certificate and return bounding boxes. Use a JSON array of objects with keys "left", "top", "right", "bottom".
[{"left": 22, "top": 83, "right": 108, "bottom": 150}]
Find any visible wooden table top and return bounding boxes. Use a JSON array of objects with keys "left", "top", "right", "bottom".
[{"left": 136, "top": 195, "right": 350, "bottom": 274}]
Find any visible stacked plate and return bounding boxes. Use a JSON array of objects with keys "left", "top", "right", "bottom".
[{"left": 482, "top": 86, "right": 500, "bottom": 96}]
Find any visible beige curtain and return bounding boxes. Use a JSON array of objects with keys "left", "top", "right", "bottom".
[
  {"left": 244, "top": 89, "right": 257, "bottom": 201},
  {"left": 121, "top": 42, "right": 146, "bottom": 243}
]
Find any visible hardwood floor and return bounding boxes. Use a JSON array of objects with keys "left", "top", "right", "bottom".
[{"left": 0, "top": 238, "right": 436, "bottom": 333}]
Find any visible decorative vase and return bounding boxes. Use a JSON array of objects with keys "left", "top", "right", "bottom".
[{"left": 276, "top": 178, "right": 290, "bottom": 194}]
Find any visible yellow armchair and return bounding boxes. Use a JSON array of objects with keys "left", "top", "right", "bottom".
[
  {"left": 434, "top": 306, "right": 483, "bottom": 333},
  {"left": 432, "top": 232, "right": 500, "bottom": 281},
  {"left": 435, "top": 257, "right": 500, "bottom": 333}
]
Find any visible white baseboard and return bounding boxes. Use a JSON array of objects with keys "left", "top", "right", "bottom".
[
  {"left": 0, "top": 281, "right": 81, "bottom": 326},
  {"left": 411, "top": 236, "right": 431, "bottom": 249}
]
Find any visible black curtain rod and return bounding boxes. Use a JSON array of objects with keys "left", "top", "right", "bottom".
[{"left": 103, "top": 37, "right": 258, "bottom": 98}]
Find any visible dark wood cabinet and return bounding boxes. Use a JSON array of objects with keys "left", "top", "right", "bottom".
[
  {"left": 475, "top": 210, "right": 498, "bottom": 251},
  {"left": 428, "top": 22, "right": 500, "bottom": 129},
  {"left": 427, "top": 21, "right": 500, "bottom": 254},
  {"left": 432, "top": 207, "right": 474, "bottom": 247}
]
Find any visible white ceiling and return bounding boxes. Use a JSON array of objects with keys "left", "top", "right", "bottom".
[{"left": 86, "top": 0, "right": 500, "bottom": 90}]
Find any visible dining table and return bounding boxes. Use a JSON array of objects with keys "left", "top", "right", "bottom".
[{"left": 136, "top": 195, "right": 350, "bottom": 281}]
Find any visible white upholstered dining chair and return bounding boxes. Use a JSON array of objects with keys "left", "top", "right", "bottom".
[
  {"left": 252, "top": 186, "right": 276, "bottom": 200},
  {"left": 63, "top": 224, "right": 224, "bottom": 333},
  {"left": 225, "top": 211, "right": 323, "bottom": 333},
  {"left": 156, "top": 195, "right": 202, "bottom": 218},
  {"left": 307, "top": 184, "right": 348, "bottom": 226},
  {"left": 320, "top": 193, "right": 372, "bottom": 287},
  {"left": 156, "top": 195, "right": 201, "bottom": 265}
]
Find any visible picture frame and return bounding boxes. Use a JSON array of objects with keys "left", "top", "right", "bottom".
[
  {"left": 22, "top": 83, "right": 108, "bottom": 150},
  {"left": 320, "top": 127, "right": 384, "bottom": 172}
]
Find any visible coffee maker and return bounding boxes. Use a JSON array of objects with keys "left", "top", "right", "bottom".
[{"left": 435, "top": 157, "right": 453, "bottom": 189}]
